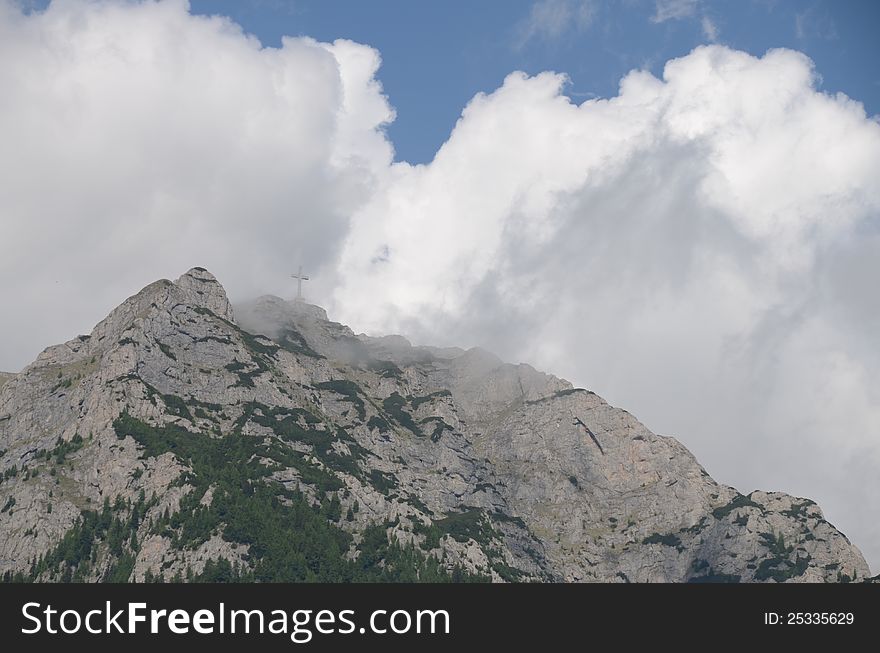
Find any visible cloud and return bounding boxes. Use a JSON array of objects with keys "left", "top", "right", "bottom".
[
  {"left": 701, "top": 15, "right": 718, "bottom": 41},
  {"left": 0, "top": 0, "right": 393, "bottom": 370},
  {"left": 795, "top": 7, "right": 838, "bottom": 41},
  {"left": 650, "top": 0, "right": 699, "bottom": 23},
  {"left": 331, "top": 46, "right": 880, "bottom": 571},
  {"left": 650, "top": 0, "right": 717, "bottom": 43},
  {"left": 2, "top": 1, "right": 879, "bottom": 573},
  {"left": 515, "top": 0, "right": 595, "bottom": 48}
]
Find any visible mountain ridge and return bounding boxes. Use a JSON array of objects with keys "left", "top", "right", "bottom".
[{"left": 0, "top": 267, "right": 870, "bottom": 582}]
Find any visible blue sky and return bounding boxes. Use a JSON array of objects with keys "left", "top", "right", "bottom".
[{"left": 183, "top": 0, "right": 880, "bottom": 164}]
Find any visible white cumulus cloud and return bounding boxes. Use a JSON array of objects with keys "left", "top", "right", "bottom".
[
  {"left": 0, "top": 0, "right": 394, "bottom": 371},
  {"left": 331, "top": 46, "right": 880, "bottom": 572}
]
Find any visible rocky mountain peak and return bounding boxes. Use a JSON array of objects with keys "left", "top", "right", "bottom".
[
  {"left": 0, "top": 267, "right": 871, "bottom": 584},
  {"left": 174, "top": 267, "right": 235, "bottom": 323},
  {"left": 238, "top": 295, "right": 328, "bottom": 334}
]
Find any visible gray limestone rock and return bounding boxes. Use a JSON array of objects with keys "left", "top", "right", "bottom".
[{"left": 0, "top": 271, "right": 870, "bottom": 583}]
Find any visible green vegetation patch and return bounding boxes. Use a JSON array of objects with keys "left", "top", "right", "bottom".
[
  {"left": 12, "top": 493, "right": 156, "bottom": 582},
  {"left": 410, "top": 390, "right": 452, "bottom": 410},
  {"left": 416, "top": 509, "right": 496, "bottom": 549},
  {"left": 137, "top": 381, "right": 196, "bottom": 421},
  {"left": 553, "top": 388, "right": 589, "bottom": 399},
  {"left": 681, "top": 517, "right": 709, "bottom": 534},
  {"left": 490, "top": 511, "right": 529, "bottom": 531},
  {"left": 222, "top": 360, "right": 267, "bottom": 388},
  {"left": 1, "top": 464, "right": 18, "bottom": 483},
  {"left": 753, "top": 531, "right": 810, "bottom": 582},
  {"left": 755, "top": 555, "right": 810, "bottom": 582},
  {"left": 190, "top": 306, "right": 281, "bottom": 365},
  {"left": 315, "top": 380, "right": 366, "bottom": 422},
  {"left": 525, "top": 388, "right": 591, "bottom": 405},
  {"left": 116, "top": 413, "right": 352, "bottom": 579},
  {"left": 188, "top": 398, "right": 224, "bottom": 421},
  {"left": 367, "top": 415, "right": 391, "bottom": 433},
  {"left": 355, "top": 522, "right": 488, "bottom": 583},
  {"left": 406, "top": 494, "right": 432, "bottom": 516},
  {"left": 419, "top": 416, "right": 453, "bottom": 442},
  {"left": 780, "top": 500, "right": 815, "bottom": 519},
  {"left": 236, "top": 401, "right": 368, "bottom": 480},
  {"left": 156, "top": 342, "right": 177, "bottom": 361},
  {"left": 368, "top": 469, "right": 399, "bottom": 495},
  {"left": 34, "top": 434, "right": 85, "bottom": 466},
  {"left": 759, "top": 531, "right": 792, "bottom": 557},
  {"left": 490, "top": 559, "right": 526, "bottom": 583},
  {"left": 712, "top": 493, "right": 762, "bottom": 519},
  {"left": 642, "top": 533, "right": 682, "bottom": 547},
  {"left": 161, "top": 394, "right": 192, "bottom": 421},
  {"left": 277, "top": 327, "right": 322, "bottom": 359},
  {"left": 104, "top": 413, "right": 478, "bottom": 582},
  {"left": 240, "top": 331, "right": 279, "bottom": 357},
  {"left": 365, "top": 359, "right": 403, "bottom": 379},
  {"left": 382, "top": 393, "right": 421, "bottom": 437}
]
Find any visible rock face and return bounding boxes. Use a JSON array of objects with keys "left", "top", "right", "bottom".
[{"left": 0, "top": 269, "right": 870, "bottom": 583}]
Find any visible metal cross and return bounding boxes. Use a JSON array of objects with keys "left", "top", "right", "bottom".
[{"left": 291, "top": 266, "right": 310, "bottom": 301}]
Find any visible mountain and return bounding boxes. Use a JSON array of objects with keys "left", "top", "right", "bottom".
[{"left": 0, "top": 268, "right": 870, "bottom": 582}]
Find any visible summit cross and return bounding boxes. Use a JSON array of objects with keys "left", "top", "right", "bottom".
[{"left": 291, "top": 266, "right": 310, "bottom": 302}]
